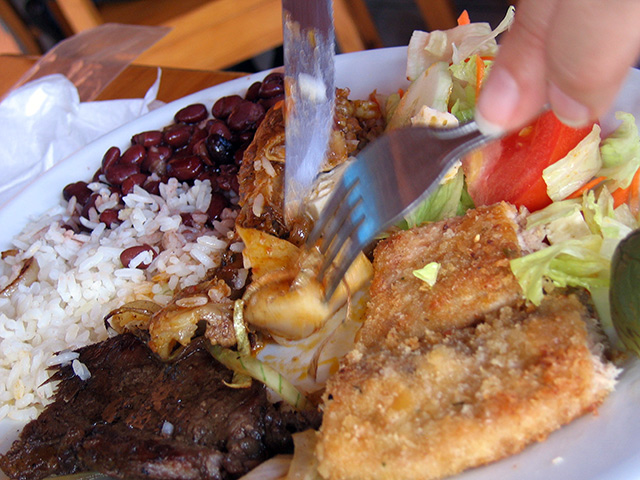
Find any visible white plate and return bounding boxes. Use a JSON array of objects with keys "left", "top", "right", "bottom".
[{"left": 1, "top": 47, "right": 639, "bottom": 480}]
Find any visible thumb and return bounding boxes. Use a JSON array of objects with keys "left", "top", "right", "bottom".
[
  {"left": 477, "top": 0, "right": 640, "bottom": 134},
  {"left": 544, "top": 0, "right": 640, "bottom": 126},
  {"left": 476, "top": 0, "right": 559, "bottom": 133}
]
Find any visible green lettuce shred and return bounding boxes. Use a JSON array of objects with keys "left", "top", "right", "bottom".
[{"left": 400, "top": 167, "right": 473, "bottom": 228}]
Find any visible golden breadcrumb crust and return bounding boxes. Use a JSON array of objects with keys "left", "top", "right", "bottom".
[
  {"left": 318, "top": 294, "right": 612, "bottom": 480},
  {"left": 317, "top": 203, "right": 616, "bottom": 480},
  {"left": 358, "top": 202, "right": 523, "bottom": 350}
]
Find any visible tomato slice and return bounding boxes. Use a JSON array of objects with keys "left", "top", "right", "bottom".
[{"left": 463, "top": 111, "right": 593, "bottom": 212}]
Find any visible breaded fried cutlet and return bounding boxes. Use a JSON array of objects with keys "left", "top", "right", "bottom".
[
  {"left": 358, "top": 202, "right": 524, "bottom": 350},
  {"left": 316, "top": 203, "right": 618, "bottom": 480},
  {"left": 317, "top": 294, "right": 618, "bottom": 480}
]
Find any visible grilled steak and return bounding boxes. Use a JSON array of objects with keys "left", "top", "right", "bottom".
[{"left": 0, "top": 334, "right": 320, "bottom": 480}]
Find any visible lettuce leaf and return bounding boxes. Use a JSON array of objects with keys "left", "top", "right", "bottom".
[
  {"left": 542, "top": 124, "right": 602, "bottom": 202},
  {"left": 413, "top": 262, "right": 440, "bottom": 286},
  {"left": 401, "top": 167, "right": 472, "bottom": 228},
  {"left": 513, "top": 186, "right": 639, "bottom": 311},
  {"left": 598, "top": 112, "right": 640, "bottom": 190},
  {"left": 510, "top": 235, "right": 610, "bottom": 305},
  {"left": 405, "top": 6, "right": 514, "bottom": 81},
  {"left": 387, "top": 61, "right": 452, "bottom": 130}
]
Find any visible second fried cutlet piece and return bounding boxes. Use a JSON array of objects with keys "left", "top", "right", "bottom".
[
  {"left": 358, "top": 202, "right": 524, "bottom": 350},
  {"left": 317, "top": 293, "right": 619, "bottom": 480}
]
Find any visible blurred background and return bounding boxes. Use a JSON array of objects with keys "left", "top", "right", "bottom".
[{"left": 0, "top": 0, "right": 513, "bottom": 71}]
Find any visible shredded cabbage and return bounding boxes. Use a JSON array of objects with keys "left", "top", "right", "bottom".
[
  {"left": 405, "top": 6, "right": 514, "bottom": 81},
  {"left": 512, "top": 186, "right": 639, "bottom": 310},
  {"left": 543, "top": 124, "right": 602, "bottom": 201},
  {"left": 386, "top": 62, "right": 452, "bottom": 130},
  {"left": 401, "top": 167, "right": 473, "bottom": 228},
  {"left": 599, "top": 112, "right": 640, "bottom": 190}
]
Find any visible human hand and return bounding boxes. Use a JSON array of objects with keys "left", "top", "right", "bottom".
[{"left": 476, "top": 0, "right": 640, "bottom": 134}]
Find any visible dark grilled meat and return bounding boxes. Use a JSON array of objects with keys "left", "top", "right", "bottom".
[{"left": 0, "top": 334, "right": 320, "bottom": 480}]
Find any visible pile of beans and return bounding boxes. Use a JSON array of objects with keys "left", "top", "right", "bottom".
[{"left": 62, "top": 72, "right": 285, "bottom": 232}]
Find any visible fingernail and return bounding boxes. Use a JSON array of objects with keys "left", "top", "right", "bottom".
[
  {"left": 475, "top": 66, "right": 520, "bottom": 135},
  {"left": 548, "top": 82, "right": 591, "bottom": 127}
]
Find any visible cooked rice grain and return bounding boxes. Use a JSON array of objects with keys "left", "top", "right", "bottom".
[{"left": 0, "top": 179, "right": 230, "bottom": 421}]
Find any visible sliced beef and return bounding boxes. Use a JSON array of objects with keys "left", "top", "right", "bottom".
[{"left": 0, "top": 334, "right": 320, "bottom": 480}]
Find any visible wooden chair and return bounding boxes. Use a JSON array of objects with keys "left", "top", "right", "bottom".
[
  {"left": 0, "top": 0, "right": 42, "bottom": 54},
  {"left": 414, "top": 0, "right": 457, "bottom": 32},
  {"left": 48, "top": 0, "right": 384, "bottom": 71}
]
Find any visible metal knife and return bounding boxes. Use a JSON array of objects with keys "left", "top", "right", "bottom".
[{"left": 282, "top": 0, "right": 336, "bottom": 225}]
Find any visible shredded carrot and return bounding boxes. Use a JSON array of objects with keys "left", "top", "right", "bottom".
[
  {"left": 612, "top": 185, "right": 630, "bottom": 208},
  {"left": 397, "top": 88, "right": 405, "bottom": 98},
  {"left": 457, "top": 10, "right": 470, "bottom": 25},
  {"left": 480, "top": 55, "right": 495, "bottom": 61},
  {"left": 475, "top": 55, "right": 485, "bottom": 99},
  {"left": 565, "top": 176, "right": 606, "bottom": 199},
  {"left": 628, "top": 167, "right": 640, "bottom": 215},
  {"left": 368, "top": 90, "right": 381, "bottom": 110}
]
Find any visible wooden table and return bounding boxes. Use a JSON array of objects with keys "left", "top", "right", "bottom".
[{"left": 0, "top": 54, "right": 247, "bottom": 102}]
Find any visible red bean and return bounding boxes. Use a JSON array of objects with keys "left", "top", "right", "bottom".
[
  {"left": 212, "top": 95, "right": 243, "bottom": 120},
  {"left": 206, "top": 134, "right": 234, "bottom": 165},
  {"left": 101, "top": 146, "right": 120, "bottom": 173},
  {"left": 258, "top": 73, "right": 284, "bottom": 98},
  {"left": 186, "top": 127, "right": 208, "bottom": 155},
  {"left": 227, "top": 101, "right": 265, "bottom": 132},
  {"left": 91, "top": 168, "right": 103, "bottom": 183},
  {"left": 207, "top": 192, "right": 227, "bottom": 221},
  {"left": 192, "top": 138, "right": 209, "bottom": 160},
  {"left": 99, "top": 208, "right": 120, "bottom": 227},
  {"left": 105, "top": 164, "right": 140, "bottom": 186},
  {"left": 120, "top": 244, "right": 157, "bottom": 269},
  {"left": 175, "top": 103, "right": 208, "bottom": 124},
  {"left": 164, "top": 124, "right": 192, "bottom": 148},
  {"left": 131, "top": 130, "right": 162, "bottom": 147},
  {"left": 143, "top": 179, "right": 161, "bottom": 195},
  {"left": 167, "top": 156, "right": 203, "bottom": 181},
  {"left": 233, "top": 130, "right": 254, "bottom": 145},
  {"left": 142, "top": 145, "right": 171, "bottom": 175},
  {"left": 216, "top": 164, "right": 239, "bottom": 193},
  {"left": 62, "top": 181, "right": 92, "bottom": 204},
  {"left": 234, "top": 146, "right": 247, "bottom": 165},
  {"left": 207, "top": 119, "right": 232, "bottom": 140},
  {"left": 120, "top": 144, "right": 146, "bottom": 167},
  {"left": 121, "top": 173, "right": 148, "bottom": 195},
  {"left": 259, "top": 93, "right": 284, "bottom": 110},
  {"left": 81, "top": 193, "right": 100, "bottom": 219},
  {"left": 245, "top": 82, "right": 261, "bottom": 102}
]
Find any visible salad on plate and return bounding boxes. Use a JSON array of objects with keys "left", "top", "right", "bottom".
[{"left": 0, "top": 7, "right": 639, "bottom": 480}]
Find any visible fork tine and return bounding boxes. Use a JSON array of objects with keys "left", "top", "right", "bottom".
[
  {"left": 318, "top": 206, "right": 364, "bottom": 280},
  {"left": 307, "top": 177, "right": 359, "bottom": 248},
  {"left": 323, "top": 221, "right": 366, "bottom": 300},
  {"left": 320, "top": 202, "right": 363, "bottom": 270}
]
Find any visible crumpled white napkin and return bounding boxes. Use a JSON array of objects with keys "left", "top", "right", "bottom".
[{"left": 0, "top": 71, "right": 162, "bottom": 206}]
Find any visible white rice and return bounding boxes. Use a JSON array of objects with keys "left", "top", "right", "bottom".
[{"left": 0, "top": 178, "right": 234, "bottom": 422}]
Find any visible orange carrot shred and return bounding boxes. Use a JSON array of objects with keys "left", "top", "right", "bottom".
[
  {"left": 475, "top": 55, "right": 485, "bottom": 99},
  {"left": 457, "top": 10, "right": 470, "bottom": 25},
  {"left": 628, "top": 167, "right": 640, "bottom": 215},
  {"left": 565, "top": 176, "right": 606, "bottom": 199},
  {"left": 612, "top": 185, "right": 630, "bottom": 208},
  {"left": 397, "top": 88, "right": 405, "bottom": 98}
]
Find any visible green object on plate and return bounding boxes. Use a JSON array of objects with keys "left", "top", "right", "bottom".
[{"left": 610, "top": 228, "right": 640, "bottom": 355}]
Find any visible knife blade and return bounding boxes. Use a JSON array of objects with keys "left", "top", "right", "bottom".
[{"left": 282, "top": 0, "right": 336, "bottom": 226}]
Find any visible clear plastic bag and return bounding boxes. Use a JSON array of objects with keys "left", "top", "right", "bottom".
[{"left": 7, "top": 23, "right": 169, "bottom": 102}]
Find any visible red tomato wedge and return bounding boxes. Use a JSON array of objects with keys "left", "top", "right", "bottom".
[{"left": 462, "top": 111, "right": 593, "bottom": 212}]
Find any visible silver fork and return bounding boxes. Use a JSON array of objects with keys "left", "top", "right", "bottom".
[{"left": 307, "top": 120, "right": 501, "bottom": 300}]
